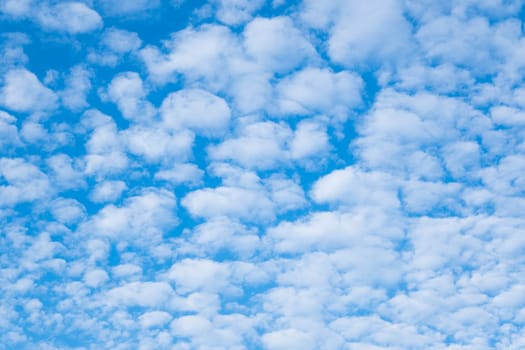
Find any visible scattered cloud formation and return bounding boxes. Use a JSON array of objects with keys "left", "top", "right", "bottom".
[{"left": 1, "top": 0, "right": 525, "bottom": 349}]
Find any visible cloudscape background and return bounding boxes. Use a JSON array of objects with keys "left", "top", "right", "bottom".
[{"left": 1, "top": 0, "right": 525, "bottom": 349}]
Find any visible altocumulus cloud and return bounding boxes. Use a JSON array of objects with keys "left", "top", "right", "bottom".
[{"left": 1, "top": 0, "right": 525, "bottom": 349}]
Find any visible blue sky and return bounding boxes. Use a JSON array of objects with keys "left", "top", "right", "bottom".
[{"left": 1, "top": 0, "right": 525, "bottom": 349}]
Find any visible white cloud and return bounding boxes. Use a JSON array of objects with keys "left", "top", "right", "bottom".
[
  {"left": 122, "top": 126, "right": 194, "bottom": 162},
  {"left": 171, "top": 314, "right": 212, "bottom": 337},
  {"left": 46, "top": 154, "right": 85, "bottom": 190},
  {"left": 112, "top": 264, "right": 143, "bottom": 279},
  {"left": 60, "top": 65, "right": 91, "bottom": 111},
  {"left": 0, "top": 68, "right": 58, "bottom": 112},
  {"left": 274, "top": 67, "right": 363, "bottom": 119},
  {"left": 182, "top": 217, "right": 260, "bottom": 258},
  {"left": 416, "top": 15, "right": 520, "bottom": 75},
  {"left": 0, "top": 0, "right": 34, "bottom": 17},
  {"left": 160, "top": 89, "right": 231, "bottom": 136},
  {"left": 84, "top": 188, "right": 177, "bottom": 241},
  {"left": 102, "top": 28, "right": 142, "bottom": 53},
  {"left": 401, "top": 179, "right": 462, "bottom": 214},
  {"left": 290, "top": 119, "right": 330, "bottom": 161},
  {"left": 182, "top": 186, "right": 275, "bottom": 222},
  {"left": 89, "top": 180, "right": 127, "bottom": 203},
  {"left": 19, "top": 121, "right": 72, "bottom": 150},
  {"left": 0, "top": 111, "right": 21, "bottom": 149},
  {"left": 154, "top": 163, "right": 204, "bottom": 186},
  {"left": 167, "top": 259, "right": 231, "bottom": 294},
  {"left": 83, "top": 118, "right": 129, "bottom": 176},
  {"left": 490, "top": 105, "right": 525, "bottom": 126},
  {"left": 262, "top": 328, "right": 316, "bottom": 350},
  {"left": 265, "top": 175, "right": 307, "bottom": 213},
  {"left": 353, "top": 89, "right": 490, "bottom": 178},
  {"left": 4, "top": 1, "right": 525, "bottom": 348},
  {"left": 214, "top": 0, "right": 265, "bottom": 25},
  {"left": 139, "top": 311, "right": 172, "bottom": 328},
  {"left": 106, "top": 72, "right": 155, "bottom": 122},
  {"left": 140, "top": 24, "right": 239, "bottom": 86},
  {"left": 243, "top": 16, "right": 316, "bottom": 73},
  {"left": 480, "top": 154, "right": 525, "bottom": 196},
  {"left": 325, "top": 0, "right": 412, "bottom": 66},
  {"left": 50, "top": 198, "right": 86, "bottom": 225},
  {"left": 393, "top": 63, "right": 474, "bottom": 94},
  {"left": 36, "top": 2, "right": 103, "bottom": 34},
  {"left": 442, "top": 141, "right": 481, "bottom": 178},
  {"left": 266, "top": 209, "right": 403, "bottom": 254},
  {"left": 299, "top": 0, "right": 338, "bottom": 29},
  {"left": 182, "top": 163, "right": 306, "bottom": 223},
  {"left": 83, "top": 268, "right": 109, "bottom": 288},
  {"left": 208, "top": 121, "right": 292, "bottom": 169},
  {"left": 88, "top": 28, "right": 142, "bottom": 67},
  {"left": 105, "top": 282, "right": 173, "bottom": 307},
  {"left": 0, "top": 158, "right": 52, "bottom": 207},
  {"left": 311, "top": 166, "right": 400, "bottom": 210}
]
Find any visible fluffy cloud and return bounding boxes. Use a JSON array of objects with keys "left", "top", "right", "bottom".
[
  {"left": 160, "top": 89, "right": 231, "bottom": 136},
  {"left": 89, "top": 180, "right": 127, "bottom": 203},
  {"left": 301, "top": 0, "right": 412, "bottom": 66},
  {"left": 213, "top": 0, "right": 265, "bottom": 25},
  {"left": 182, "top": 164, "right": 306, "bottom": 222},
  {"left": 208, "top": 121, "right": 292, "bottom": 169},
  {"left": 0, "top": 68, "right": 58, "bottom": 112},
  {"left": 36, "top": 2, "right": 103, "bottom": 34},
  {"left": 311, "top": 166, "right": 400, "bottom": 210},
  {"left": 122, "top": 126, "right": 194, "bottom": 162},
  {"left": 102, "top": 28, "right": 142, "bottom": 53},
  {"left": 60, "top": 65, "right": 92, "bottom": 111},
  {"left": 243, "top": 16, "right": 316, "bottom": 73},
  {"left": 3, "top": 0, "right": 525, "bottom": 349},
  {"left": 105, "top": 282, "right": 173, "bottom": 307},
  {"left": 0, "top": 157, "right": 52, "bottom": 206},
  {"left": 0, "top": 111, "right": 22, "bottom": 149},
  {"left": 105, "top": 72, "right": 155, "bottom": 122},
  {"left": 83, "top": 188, "right": 177, "bottom": 241},
  {"left": 154, "top": 163, "right": 204, "bottom": 186},
  {"left": 140, "top": 24, "right": 239, "bottom": 86},
  {"left": 274, "top": 67, "right": 363, "bottom": 118}
]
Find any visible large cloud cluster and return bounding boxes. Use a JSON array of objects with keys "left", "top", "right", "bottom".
[{"left": 1, "top": 0, "right": 525, "bottom": 349}]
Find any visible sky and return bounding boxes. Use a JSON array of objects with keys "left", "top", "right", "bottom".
[{"left": 1, "top": 0, "right": 525, "bottom": 349}]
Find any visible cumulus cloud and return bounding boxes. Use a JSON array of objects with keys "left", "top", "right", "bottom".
[
  {"left": 4, "top": 0, "right": 525, "bottom": 349},
  {"left": 36, "top": 2, "right": 103, "bottom": 34},
  {"left": 89, "top": 180, "right": 127, "bottom": 203},
  {"left": 140, "top": 24, "right": 239, "bottom": 86},
  {"left": 274, "top": 67, "right": 363, "bottom": 118},
  {"left": 160, "top": 89, "right": 231, "bottom": 136},
  {"left": 154, "top": 163, "right": 204, "bottom": 186},
  {"left": 0, "top": 111, "right": 22, "bottom": 149},
  {"left": 0, "top": 68, "right": 58, "bottom": 112},
  {"left": 122, "top": 126, "right": 194, "bottom": 162},
  {"left": 83, "top": 188, "right": 177, "bottom": 241},
  {"left": 102, "top": 28, "right": 142, "bottom": 53},
  {"left": 105, "top": 282, "right": 173, "bottom": 307},
  {"left": 300, "top": 0, "right": 412, "bottom": 66},
  {"left": 208, "top": 121, "right": 292, "bottom": 169},
  {"left": 214, "top": 0, "right": 265, "bottom": 25},
  {"left": 182, "top": 164, "right": 306, "bottom": 222},
  {"left": 105, "top": 72, "right": 155, "bottom": 122},
  {"left": 88, "top": 28, "right": 142, "bottom": 66},
  {"left": 60, "top": 65, "right": 92, "bottom": 111},
  {"left": 243, "top": 16, "right": 316, "bottom": 73},
  {"left": 0, "top": 158, "right": 52, "bottom": 206}
]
